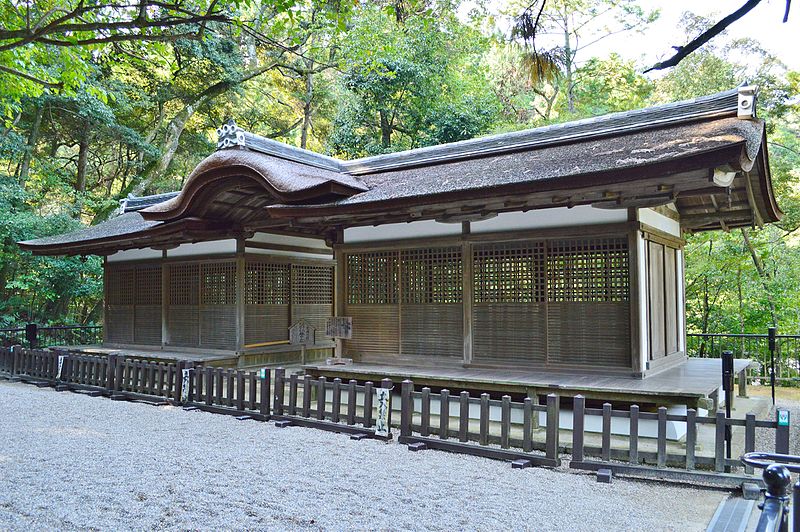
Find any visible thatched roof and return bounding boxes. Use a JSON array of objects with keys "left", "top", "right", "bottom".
[{"left": 19, "top": 86, "right": 781, "bottom": 256}]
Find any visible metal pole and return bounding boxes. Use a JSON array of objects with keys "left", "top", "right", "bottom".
[
  {"left": 768, "top": 326, "right": 777, "bottom": 406},
  {"left": 793, "top": 479, "right": 800, "bottom": 532},
  {"left": 722, "top": 350, "right": 733, "bottom": 470}
]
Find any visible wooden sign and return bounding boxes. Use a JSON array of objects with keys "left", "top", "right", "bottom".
[
  {"left": 181, "top": 369, "right": 192, "bottom": 402},
  {"left": 325, "top": 317, "right": 352, "bottom": 339},
  {"left": 289, "top": 321, "right": 315, "bottom": 346},
  {"left": 375, "top": 387, "right": 392, "bottom": 437},
  {"left": 57, "top": 355, "right": 66, "bottom": 380}
]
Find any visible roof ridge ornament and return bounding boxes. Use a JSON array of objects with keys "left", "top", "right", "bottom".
[
  {"left": 216, "top": 120, "right": 246, "bottom": 150},
  {"left": 737, "top": 85, "right": 757, "bottom": 120}
]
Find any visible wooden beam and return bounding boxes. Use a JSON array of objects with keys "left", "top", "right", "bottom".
[
  {"left": 235, "top": 238, "right": 246, "bottom": 354},
  {"left": 680, "top": 210, "right": 752, "bottom": 227},
  {"left": 462, "top": 239, "right": 473, "bottom": 366},
  {"left": 628, "top": 229, "right": 643, "bottom": 376},
  {"left": 245, "top": 240, "right": 332, "bottom": 256}
]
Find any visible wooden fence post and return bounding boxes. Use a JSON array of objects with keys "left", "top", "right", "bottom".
[
  {"left": 715, "top": 411, "right": 726, "bottom": 473},
  {"left": 572, "top": 395, "right": 585, "bottom": 463},
  {"left": 439, "top": 389, "right": 450, "bottom": 440},
  {"left": 363, "top": 381, "right": 374, "bottom": 428},
  {"left": 302, "top": 375, "right": 312, "bottom": 417},
  {"left": 316, "top": 376, "right": 326, "bottom": 420},
  {"left": 332, "top": 378, "right": 342, "bottom": 423},
  {"left": 479, "top": 393, "right": 489, "bottom": 446},
  {"left": 501, "top": 395, "right": 511, "bottom": 449},
  {"left": 400, "top": 380, "right": 413, "bottom": 438},
  {"left": 523, "top": 397, "right": 533, "bottom": 453},
  {"left": 260, "top": 369, "right": 270, "bottom": 416},
  {"left": 174, "top": 360, "right": 185, "bottom": 403},
  {"left": 421, "top": 387, "right": 431, "bottom": 437},
  {"left": 602, "top": 403, "right": 612, "bottom": 462},
  {"left": 11, "top": 345, "right": 21, "bottom": 377},
  {"left": 657, "top": 406, "right": 667, "bottom": 468},
  {"left": 459, "top": 391, "right": 469, "bottom": 443},
  {"left": 685, "top": 408, "right": 696, "bottom": 470},
  {"left": 114, "top": 357, "right": 124, "bottom": 392},
  {"left": 546, "top": 393, "right": 560, "bottom": 461},
  {"left": 776, "top": 408, "right": 790, "bottom": 454},
  {"left": 106, "top": 354, "right": 117, "bottom": 392},
  {"left": 744, "top": 412, "right": 756, "bottom": 475},
  {"left": 347, "top": 380, "right": 357, "bottom": 426},
  {"left": 273, "top": 368, "right": 285, "bottom": 416}
]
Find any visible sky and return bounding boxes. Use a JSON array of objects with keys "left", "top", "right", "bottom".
[{"left": 464, "top": 0, "right": 799, "bottom": 72}]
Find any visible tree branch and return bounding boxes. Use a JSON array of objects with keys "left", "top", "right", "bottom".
[
  {"left": 644, "top": 0, "right": 764, "bottom": 73},
  {"left": 0, "top": 64, "right": 62, "bottom": 88}
]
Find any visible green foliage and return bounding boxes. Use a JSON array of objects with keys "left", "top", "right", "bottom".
[{"left": 0, "top": 180, "right": 102, "bottom": 326}]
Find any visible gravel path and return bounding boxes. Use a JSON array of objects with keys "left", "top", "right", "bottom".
[{"left": 0, "top": 381, "right": 725, "bottom": 531}]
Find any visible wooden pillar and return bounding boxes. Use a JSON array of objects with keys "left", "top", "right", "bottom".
[
  {"left": 627, "top": 222, "right": 643, "bottom": 376},
  {"left": 102, "top": 256, "right": 108, "bottom": 346},
  {"left": 461, "top": 223, "right": 473, "bottom": 366},
  {"left": 235, "top": 238, "right": 246, "bottom": 354},
  {"left": 161, "top": 250, "right": 169, "bottom": 348},
  {"left": 334, "top": 234, "right": 345, "bottom": 358}
]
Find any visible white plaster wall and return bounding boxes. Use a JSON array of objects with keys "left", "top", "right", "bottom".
[
  {"left": 677, "top": 248, "right": 686, "bottom": 352},
  {"left": 107, "top": 247, "right": 162, "bottom": 262},
  {"left": 249, "top": 231, "right": 330, "bottom": 249},
  {"left": 637, "top": 231, "right": 649, "bottom": 372},
  {"left": 638, "top": 207, "right": 681, "bottom": 237},
  {"left": 166, "top": 239, "right": 237, "bottom": 258},
  {"left": 470, "top": 205, "right": 628, "bottom": 234},
  {"left": 343, "top": 220, "right": 461, "bottom": 243}
]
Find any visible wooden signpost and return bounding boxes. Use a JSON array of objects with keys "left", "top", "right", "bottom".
[
  {"left": 289, "top": 320, "right": 316, "bottom": 365},
  {"left": 325, "top": 317, "right": 352, "bottom": 364}
]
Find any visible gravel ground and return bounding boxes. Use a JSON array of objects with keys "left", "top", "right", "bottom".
[{"left": 0, "top": 381, "right": 726, "bottom": 531}]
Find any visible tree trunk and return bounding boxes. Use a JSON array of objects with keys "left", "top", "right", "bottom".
[
  {"left": 379, "top": 110, "right": 392, "bottom": 149},
  {"left": 18, "top": 102, "right": 44, "bottom": 186},
  {"left": 300, "top": 61, "right": 314, "bottom": 149},
  {"left": 562, "top": 9, "right": 575, "bottom": 113},
  {"left": 127, "top": 63, "right": 277, "bottom": 199},
  {"left": 76, "top": 123, "right": 89, "bottom": 193},
  {"left": 740, "top": 228, "right": 779, "bottom": 326}
]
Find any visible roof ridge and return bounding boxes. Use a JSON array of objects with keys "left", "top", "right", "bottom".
[{"left": 215, "top": 87, "right": 743, "bottom": 176}]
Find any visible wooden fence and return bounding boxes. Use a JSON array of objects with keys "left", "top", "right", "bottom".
[
  {"left": 0, "top": 346, "right": 792, "bottom": 486},
  {"left": 269, "top": 371, "right": 387, "bottom": 437}
]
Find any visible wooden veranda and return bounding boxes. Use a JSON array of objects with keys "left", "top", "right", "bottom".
[{"left": 304, "top": 358, "right": 756, "bottom": 408}]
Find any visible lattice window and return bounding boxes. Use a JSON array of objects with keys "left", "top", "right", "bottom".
[
  {"left": 292, "top": 265, "right": 334, "bottom": 305},
  {"left": 107, "top": 266, "right": 135, "bottom": 305},
  {"left": 346, "top": 251, "right": 398, "bottom": 305},
  {"left": 135, "top": 265, "right": 162, "bottom": 305},
  {"left": 245, "top": 262, "right": 290, "bottom": 305},
  {"left": 201, "top": 262, "right": 236, "bottom": 305},
  {"left": 547, "top": 238, "right": 629, "bottom": 302},
  {"left": 401, "top": 247, "right": 462, "bottom": 304},
  {"left": 169, "top": 263, "right": 199, "bottom": 305},
  {"left": 473, "top": 242, "right": 545, "bottom": 303}
]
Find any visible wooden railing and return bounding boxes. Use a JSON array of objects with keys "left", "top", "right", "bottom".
[
  {"left": 688, "top": 331, "right": 800, "bottom": 383},
  {"left": 0, "top": 345, "right": 792, "bottom": 486},
  {"left": 0, "top": 324, "right": 102, "bottom": 348}
]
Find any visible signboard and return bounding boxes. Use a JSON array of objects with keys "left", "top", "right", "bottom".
[
  {"left": 778, "top": 409, "right": 790, "bottom": 427},
  {"left": 181, "top": 369, "right": 192, "bottom": 402},
  {"left": 259, "top": 368, "right": 267, "bottom": 379},
  {"left": 375, "top": 387, "right": 392, "bottom": 438},
  {"left": 325, "top": 317, "right": 353, "bottom": 339},
  {"left": 289, "top": 321, "right": 315, "bottom": 346},
  {"left": 57, "top": 355, "right": 66, "bottom": 380}
]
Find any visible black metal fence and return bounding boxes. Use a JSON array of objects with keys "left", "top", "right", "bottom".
[
  {"left": 0, "top": 324, "right": 102, "bottom": 348},
  {"left": 687, "top": 332, "right": 800, "bottom": 384}
]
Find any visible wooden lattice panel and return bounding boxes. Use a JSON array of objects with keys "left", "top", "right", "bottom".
[
  {"left": 547, "top": 302, "right": 630, "bottom": 368},
  {"left": 169, "top": 263, "right": 199, "bottom": 305},
  {"left": 201, "top": 262, "right": 236, "bottom": 305},
  {"left": 400, "top": 304, "right": 463, "bottom": 357},
  {"left": 292, "top": 265, "right": 334, "bottom": 305},
  {"left": 135, "top": 265, "right": 162, "bottom": 306},
  {"left": 245, "top": 262, "right": 289, "bottom": 305},
  {"left": 106, "top": 265, "right": 135, "bottom": 305},
  {"left": 473, "top": 242, "right": 545, "bottom": 303},
  {"left": 346, "top": 252, "right": 398, "bottom": 305},
  {"left": 245, "top": 304, "right": 289, "bottom": 345},
  {"left": 400, "top": 247, "right": 462, "bottom": 304},
  {"left": 547, "top": 238, "right": 629, "bottom": 302},
  {"left": 473, "top": 303, "right": 547, "bottom": 365}
]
